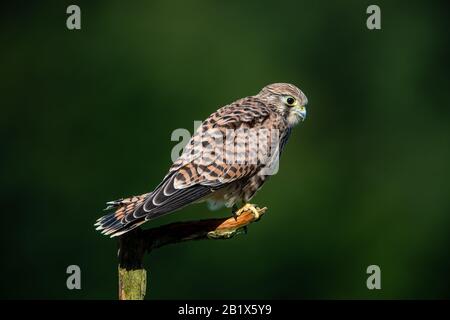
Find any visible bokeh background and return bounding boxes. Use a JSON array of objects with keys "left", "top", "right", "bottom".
[{"left": 1, "top": 0, "right": 449, "bottom": 299}]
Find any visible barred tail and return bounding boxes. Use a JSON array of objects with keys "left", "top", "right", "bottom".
[
  {"left": 94, "top": 193, "right": 150, "bottom": 237},
  {"left": 95, "top": 172, "right": 214, "bottom": 237}
]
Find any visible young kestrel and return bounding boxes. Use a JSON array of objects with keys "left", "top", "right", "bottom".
[{"left": 96, "top": 83, "right": 308, "bottom": 237}]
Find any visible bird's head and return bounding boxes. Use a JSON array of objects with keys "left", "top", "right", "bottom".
[{"left": 258, "top": 83, "right": 308, "bottom": 127}]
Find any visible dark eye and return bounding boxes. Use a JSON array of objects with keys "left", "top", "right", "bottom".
[{"left": 286, "top": 97, "right": 296, "bottom": 106}]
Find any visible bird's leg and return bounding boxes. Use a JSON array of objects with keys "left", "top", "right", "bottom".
[
  {"left": 235, "top": 203, "right": 261, "bottom": 220},
  {"left": 232, "top": 204, "right": 239, "bottom": 220}
]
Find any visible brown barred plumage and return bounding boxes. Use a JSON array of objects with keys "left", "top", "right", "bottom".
[{"left": 95, "top": 83, "right": 308, "bottom": 237}]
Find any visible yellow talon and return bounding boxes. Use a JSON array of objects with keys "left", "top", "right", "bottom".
[{"left": 236, "top": 203, "right": 260, "bottom": 219}]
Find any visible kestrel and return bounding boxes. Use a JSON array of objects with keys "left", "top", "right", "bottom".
[{"left": 95, "top": 83, "right": 308, "bottom": 237}]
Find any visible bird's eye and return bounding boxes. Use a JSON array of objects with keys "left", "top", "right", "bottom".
[{"left": 286, "top": 96, "right": 296, "bottom": 106}]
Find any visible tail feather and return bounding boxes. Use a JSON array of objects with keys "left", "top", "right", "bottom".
[
  {"left": 95, "top": 172, "right": 215, "bottom": 237},
  {"left": 94, "top": 193, "right": 149, "bottom": 237}
]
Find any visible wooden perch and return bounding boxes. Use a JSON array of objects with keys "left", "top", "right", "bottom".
[{"left": 117, "top": 205, "right": 267, "bottom": 300}]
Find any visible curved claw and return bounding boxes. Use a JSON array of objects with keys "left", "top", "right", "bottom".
[{"left": 235, "top": 203, "right": 261, "bottom": 219}]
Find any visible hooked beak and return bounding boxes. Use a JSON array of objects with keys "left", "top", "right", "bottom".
[{"left": 293, "top": 105, "right": 307, "bottom": 121}]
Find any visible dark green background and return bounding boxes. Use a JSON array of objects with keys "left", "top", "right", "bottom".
[{"left": 1, "top": 0, "right": 449, "bottom": 299}]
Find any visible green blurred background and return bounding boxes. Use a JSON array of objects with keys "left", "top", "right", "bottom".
[{"left": 1, "top": 0, "right": 449, "bottom": 299}]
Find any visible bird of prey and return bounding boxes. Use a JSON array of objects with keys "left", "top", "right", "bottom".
[{"left": 95, "top": 83, "right": 308, "bottom": 237}]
